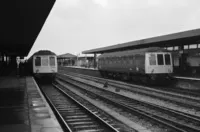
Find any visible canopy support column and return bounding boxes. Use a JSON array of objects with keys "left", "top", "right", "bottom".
[{"left": 94, "top": 53, "right": 97, "bottom": 68}]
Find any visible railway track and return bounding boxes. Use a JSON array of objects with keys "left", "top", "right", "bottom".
[
  {"left": 59, "top": 69, "right": 200, "bottom": 97},
  {"left": 38, "top": 83, "right": 121, "bottom": 132},
  {"left": 57, "top": 72, "right": 200, "bottom": 113},
  {"left": 56, "top": 73, "right": 200, "bottom": 132}
]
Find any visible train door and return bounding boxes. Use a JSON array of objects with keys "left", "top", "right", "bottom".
[{"left": 145, "top": 53, "right": 157, "bottom": 74}]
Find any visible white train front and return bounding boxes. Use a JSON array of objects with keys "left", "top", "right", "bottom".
[{"left": 28, "top": 50, "right": 57, "bottom": 79}]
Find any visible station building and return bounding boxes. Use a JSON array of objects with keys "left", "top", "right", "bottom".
[
  {"left": 57, "top": 53, "right": 95, "bottom": 68},
  {"left": 57, "top": 53, "right": 77, "bottom": 66}
]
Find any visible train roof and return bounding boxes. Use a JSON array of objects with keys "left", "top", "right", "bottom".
[
  {"left": 98, "top": 47, "right": 169, "bottom": 58},
  {"left": 33, "top": 50, "right": 56, "bottom": 56}
]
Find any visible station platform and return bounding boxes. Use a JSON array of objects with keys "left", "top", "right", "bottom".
[{"left": 0, "top": 76, "right": 63, "bottom": 132}]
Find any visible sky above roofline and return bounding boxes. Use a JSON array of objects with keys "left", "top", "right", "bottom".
[{"left": 28, "top": 0, "right": 200, "bottom": 58}]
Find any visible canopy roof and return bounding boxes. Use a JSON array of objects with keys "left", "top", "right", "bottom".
[
  {"left": 82, "top": 28, "right": 200, "bottom": 54},
  {"left": 0, "top": 0, "right": 56, "bottom": 56}
]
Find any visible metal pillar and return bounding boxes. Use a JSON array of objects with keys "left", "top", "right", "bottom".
[
  {"left": 179, "top": 45, "right": 187, "bottom": 73},
  {"left": 93, "top": 53, "right": 97, "bottom": 68}
]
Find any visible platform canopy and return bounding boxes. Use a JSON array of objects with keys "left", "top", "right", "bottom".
[
  {"left": 0, "top": 0, "right": 56, "bottom": 56},
  {"left": 82, "top": 28, "right": 200, "bottom": 54}
]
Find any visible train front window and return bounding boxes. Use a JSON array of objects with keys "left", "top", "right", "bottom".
[
  {"left": 157, "top": 54, "right": 164, "bottom": 65},
  {"left": 165, "top": 54, "right": 171, "bottom": 65},
  {"left": 42, "top": 57, "right": 48, "bottom": 66},
  {"left": 50, "top": 56, "right": 55, "bottom": 66},
  {"left": 149, "top": 54, "right": 156, "bottom": 65},
  {"left": 35, "top": 57, "right": 41, "bottom": 66}
]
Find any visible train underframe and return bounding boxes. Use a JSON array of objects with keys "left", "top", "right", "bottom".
[
  {"left": 99, "top": 70, "right": 173, "bottom": 85},
  {"left": 34, "top": 73, "right": 56, "bottom": 81}
]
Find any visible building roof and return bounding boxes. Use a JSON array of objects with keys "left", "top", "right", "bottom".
[
  {"left": 82, "top": 28, "right": 200, "bottom": 54},
  {"left": 57, "top": 53, "right": 77, "bottom": 59}
]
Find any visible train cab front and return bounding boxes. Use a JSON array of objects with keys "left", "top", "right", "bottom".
[{"left": 145, "top": 52, "right": 173, "bottom": 84}]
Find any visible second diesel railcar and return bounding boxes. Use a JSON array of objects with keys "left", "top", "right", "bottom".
[
  {"left": 98, "top": 47, "right": 173, "bottom": 83},
  {"left": 28, "top": 50, "right": 58, "bottom": 79}
]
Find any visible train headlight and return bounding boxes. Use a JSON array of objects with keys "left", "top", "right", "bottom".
[{"left": 36, "top": 69, "right": 39, "bottom": 73}]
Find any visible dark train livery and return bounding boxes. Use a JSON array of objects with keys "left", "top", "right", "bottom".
[
  {"left": 28, "top": 50, "right": 57, "bottom": 79},
  {"left": 98, "top": 47, "right": 173, "bottom": 83}
]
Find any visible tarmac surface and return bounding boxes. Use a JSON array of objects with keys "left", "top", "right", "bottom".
[{"left": 0, "top": 76, "right": 63, "bottom": 132}]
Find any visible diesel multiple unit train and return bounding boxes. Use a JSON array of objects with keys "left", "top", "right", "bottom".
[
  {"left": 98, "top": 47, "right": 173, "bottom": 83},
  {"left": 28, "top": 48, "right": 173, "bottom": 84},
  {"left": 28, "top": 50, "right": 58, "bottom": 79}
]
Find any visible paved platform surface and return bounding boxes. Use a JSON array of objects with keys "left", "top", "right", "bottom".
[{"left": 0, "top": 76, "right": 63, "bottom": 132}]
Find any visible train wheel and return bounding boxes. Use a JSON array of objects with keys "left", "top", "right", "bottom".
[
  {"left": 149, "top": 75, "right": 157, "bottom": 85},
  {"left": 140, "top": 76, "right": 148, "bottom": 84},
  {"left": 100, "top": 71, "right": 107, "bottom": 78},
  {"left": 131, "top": 75, "right": 140, "bottom": 83},
  {"left": 99, "top": 71, "right": 104, "bottom": 77},
  {"left": 121, "top": 73, "right": 128, "bottom": 81}
]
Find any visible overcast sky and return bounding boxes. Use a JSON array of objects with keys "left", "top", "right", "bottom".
[{"left": 28, "top": 0, "right": 200, "bottom": 57}]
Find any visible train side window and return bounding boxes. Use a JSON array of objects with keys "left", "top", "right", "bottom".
[
  {"left": 100, "top": 59, "right": 102, "bottom": 64},
  {"left": 124, "top": 56, "right": 128, "bottom": 63},
  {"left": 116, "top": 57, "right": 119, "bottom": 63},
  {"left": 107, "top": 58, "right": 109, "bottom": 64},
  {"left": 109, "top": 58, "right": 111, "bottom": 64},
  {"left": 106, "top": 58, "right": 108, "bottom": 64},
  {"left": 113, "top": 57, "right": 116, "bottom": 63},
  {"left": 129, "top": 56, "right": 133, "bottom": 64},
  {"left": 149, "top": 54, "right": 156, "bottom": 65},
  {"left": 101, "top": 58, "right": 103, "bottom": 64},
  {"left": 120, "top": 57, "right": 122, "bottom": 63},
  {"left": 35, "top": 57, "right": 41, "bottom": 66},
  {"left": 123, "top": 56, "right": 126, "bottom": 63},
  {"left": 157, "top": 54, "right": 164, "bottom": 65},
  {"left": 109, "top": 57, "right": 112, "bottom": 64},
  {"left": 111, "top": 57, "right": 114, "bottom": 63},
  {"left": 115, "top": 57, "right": 118, "bottom": 63},
  {"left": 165, "top": 54, "right": 171, "bottom": 65},
  {"left": 50, "top": 56, "right": 55, "bottom": 66}
]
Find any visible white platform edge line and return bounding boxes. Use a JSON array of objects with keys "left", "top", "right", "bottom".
[
  {"left": 30, "top": 77, "right": 64, "bottom": 131},
  {"left": 174, "top": 76, "right": 200, "bottom": 81}
]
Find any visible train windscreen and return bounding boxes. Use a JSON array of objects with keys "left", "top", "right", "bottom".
[
  {"left": 42, "top": 57, "right": 48, "bottom": 66},
  {"left": 157, "top": 54, "right": 164, "bottom": 65},
  {"left": 164, "top": 54, "right": 171, "bottom": 65},
  {"left": 35, "top": 57, "right": 41, "bottom": 66},
  {"left": 50, "top": 56, "right": 55, "bottom": 66}
]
